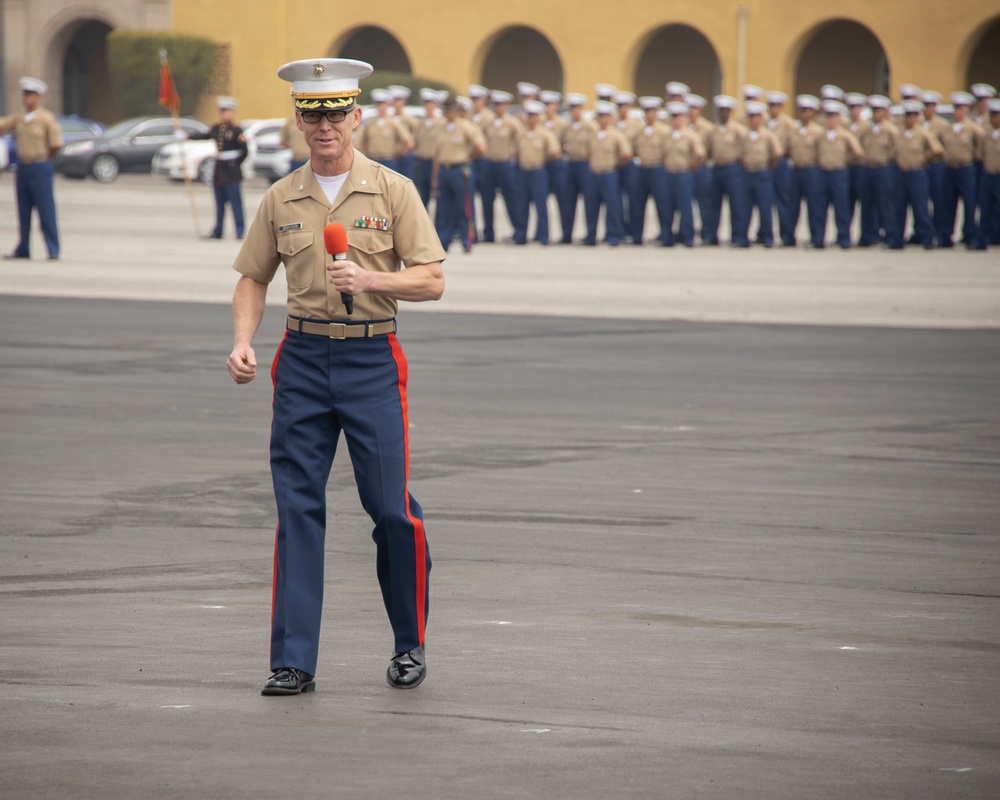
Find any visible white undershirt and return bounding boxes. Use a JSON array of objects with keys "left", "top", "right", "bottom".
[{"left": 314, "top": 171, "right": 349, "bottom": 203}]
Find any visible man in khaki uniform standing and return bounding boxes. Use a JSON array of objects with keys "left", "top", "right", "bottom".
[
  {"left": 540, "top": 90, "right": 570, "bottom": 243},
  {"left": 785, "top": 95, "right": 824, "bottom": 248},
  {"left": 894, "top": 99, "right": 943, "bottom": 249},
  {"left": 858, "top": 95, "right": 898, "bottom": 248},
  {"left": 584, "top": 100, "right": 631, "bottom": 246},
  {"left": 227, "top": 58, "right": 445, "bottom": 696},
  {"left": 615, "top": 91, "right": 643, "bottom": 238},
  {"left": 388, "top": 85, "right": 417, "bottom": 179},
  {"left": 432, "top": 94, "right": 486, "bottom": 252},
  {"left": 766, "top": 91, "right": 795, "bottom": 247},
  {"left": 629, "top": 96, "right": 669, "bottom": 245},
  {"left": 479, "top": 90, "right": 523, "bottom": 243},
  {"left": 920, "top": 90, "right": 950, "bottom": 245},
  {"left": 1, "top": 77, "right": 63, "bottom": 260},
  {"left": 939, "top": 92, "right": 986, "bottom": 250},
  {"left": 705, "top": 95, "right": 749, "bottom": 247},
  {"left": 561, "top": 93, "right": 596, "bottom": 243},
  {"left": 686, "top": 94, "right": 715, "bottom": 243},
  {"left": 740, "top": 101, "right": 783, "bottom": 247},
  {"left": 356, "top": 88, "right": 414, "bottom": 172},
  {"left": 413, "top": 88, "right": 445, "bottom": 206},
  {"left": 817, "top": 100, "right": 864, "bottom": 249},
  {"left": 978, "top": 99, "right": 1000, "bottom": 246},
  {"left": 661, "top": 101, "right": 705, "bottom": 247},
  {"left": 512, "top": 100, "right": 561, "bottom": 245}
]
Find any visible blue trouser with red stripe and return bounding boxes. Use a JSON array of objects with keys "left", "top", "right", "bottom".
[{"left": 269, "top": 324, "right": 430, "bottom": 675}]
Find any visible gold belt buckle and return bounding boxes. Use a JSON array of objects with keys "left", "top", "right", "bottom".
[{"left": 328, "top": 323, "right": 347, "bottom": 339}]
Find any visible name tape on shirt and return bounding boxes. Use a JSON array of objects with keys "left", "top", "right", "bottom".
[{"left": 278, "top": 223, "right": 303, "bottom": 232}]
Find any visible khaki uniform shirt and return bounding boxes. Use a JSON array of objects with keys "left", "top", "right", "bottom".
[
  {"left": 588, "top": 127, "right": 631, "bottom": 174},
  {"left": 632, "top": 122, "right": 670, "bottom": 167},
  {"left": 662, "top": 127, "right": 705, "bottom": 172},
  {"left": 690, "top": 117, "right": 716, "bottom": 156},
  {"left": 544, "top": 116, "right": 569, "bottom": 147},
  {"left": 708, "top": 121, "right": 747, "bottom": 166},
  {"left": 922, "top": 116, "right": 949, "bottom": 157},
  {"left": 617, "top": 116, "right": 644, "bottom": 144},
  {"left": 767, "top": 114, "right": 796, "bottom": 154},
  {"left": 563, "top": 118, "right": 597, "bottom": 161},
  {"left": 357, "top": 117, "right": 413, "bottom": 160},
  {"left": 281, "top": 116, "right": 311, "bottom": 161},
  {"left": 435, "top": 118, "right": 485, "bottom": 166},
  {"left": 234, "top": 153, "right": 446, "bottom": 321},
  {"left": 414, "top": 115, "right": 445, "bottom": 158},
  {"left": 788, "top": 121, "right": 823, "bottom": 168},
  {"left": 938, "top": 120, "right": 985, "bottom": 167},
  {"left": 0, "top": 108, "right": 62, "bottom": 163},
  {"left": 817, "top": 128, "right": 864, "bottom": 170},
  {"left": 515, "top": 127, "right": 561, "bottom": 170},
  {"left": 485, "top": 115, "right": 523, "bottom": 161},
  {"left": 394, "top": 110, "right": 420, "bottom": 140},
  {"left": 983, "top": 126, "right": 1000, "bottom": 175},
  {"left": 741, "top": 127, "right": 783, "bottom": 172},
  {"left": 859, "top": 121, "right": 898, "bottom": 167},
  {"left": 472, "top": 108, "right": 496, "bottom": 131},
  {"left": 895, "top": 127, "right": 943, "bottom": 172}
]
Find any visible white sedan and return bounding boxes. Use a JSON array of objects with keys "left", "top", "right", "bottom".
[{"left": 151, "top": 119, "right": 285, "bottom": 183}]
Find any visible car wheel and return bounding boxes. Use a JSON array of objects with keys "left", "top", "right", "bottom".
[
  {"left": 198, "top": 158, "right": 215, "bottom": 184},
  {"left": 91, "top": 154, "right": 119, "bottom": 183}
]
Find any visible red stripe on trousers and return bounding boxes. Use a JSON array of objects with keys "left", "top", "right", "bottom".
[{"left": 387, "top": 332, "right": 427, "bottom": 645}]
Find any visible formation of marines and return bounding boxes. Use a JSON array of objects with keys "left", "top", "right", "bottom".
[{"left": 354, "top": 81, "right": 1000, "bottom": 252}]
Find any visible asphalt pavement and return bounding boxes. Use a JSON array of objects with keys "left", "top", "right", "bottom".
[{"left": 1, "top": 175, "right": 999, "bottom": 799}]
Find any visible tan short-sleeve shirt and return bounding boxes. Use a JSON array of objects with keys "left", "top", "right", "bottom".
[
  {"left": 708, "top": 121, "right": 747, "bottom": 166},
  {"left": 860, "top": 120, "right": 898, "bottom": 167},
  {"left": 741, "top": 127, "right": 783, "bottom": 171},
  {"left": 357, "top": 117, "right": 412, "bottom": 160},
  {"left": 938, "top": 120, "right": 985, "bottom": 167},
  {"left": 787, "top": 121, "right": 823, "bottom": 168},
  {"left": 767, "top": 114, "right": 796, "bottom": 152},
  {"left": 485, "top": 115, "right": 523, "bottom": 161},
  {"left": 690, "top": 117, "right": 716, "bottom": 153},
  {"left": 515, "top": 127, "right": 561, "bottom": 170},
  {"left": 563, "top": 118, "right": 597, "bottom": 161},
  {"left": 662, "top": 127, "right": 705, "bottom": 172},
  {"left": 0, "top": 108, "right": 62, "bottom": 162},
  {"left": 414, "top": 115, "right": 445, "bottom": 158},
  {"left": 435, "top": 118, "right": 485, "bottom": 165},
  {"left": 817, "top": 128, "right": 863, "bottom": 170},
  {"left": 233, "top": 153, "right": 446, "bottom": 321},
  {"left": 895, "top": 127, "right": 943, "bottom": 172},
  {"left": 983, "top": 126, "right": 1000, "bottom": 175},
  {"left": 632, "top": 122, "right": 670, "bottom": 167},
  {"left": 588, "top": 127, "right": 632, "bottom": 174}
]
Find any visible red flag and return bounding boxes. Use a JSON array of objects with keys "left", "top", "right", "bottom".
[{"left": 158, "top": 54, "right": 180, "bottom": 115}]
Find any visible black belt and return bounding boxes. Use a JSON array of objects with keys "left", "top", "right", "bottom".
[
  {"left": 287, "top": 316, "right": 396, "bottom": 339},
  {"left": 441, "top": 162, "right": 469, "bottom": 168}
]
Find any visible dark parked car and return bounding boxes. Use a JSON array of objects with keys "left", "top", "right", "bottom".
[
  {"left": 3, "top": 115, "right": 105, "bottom": 171},
  {"left": 55, "top": 116, "right": 208, "bottom": 182}
]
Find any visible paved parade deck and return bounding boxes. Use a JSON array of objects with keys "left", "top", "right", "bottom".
[{"left": 1, "top": 176, "right": 998, "bottom": 798}]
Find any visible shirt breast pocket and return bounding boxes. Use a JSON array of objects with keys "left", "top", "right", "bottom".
[
  {"left": 276, "top": 228, "right": 316, "bottom": 291},
  {"left": 347, "top": 227, "right": 395, "bottom": 261}
]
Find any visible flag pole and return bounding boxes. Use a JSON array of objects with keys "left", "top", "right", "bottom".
[{"left": 160, "top": 50, "right": 202, "bottom": 237}]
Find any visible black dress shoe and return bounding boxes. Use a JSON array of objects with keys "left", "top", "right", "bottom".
[
  {"left": 3, "top": 252, "right": 29, "bottom": 260},
  {"left": 261, "top": 667, "right": 315, "bottom": 695},
  {"left": 386, "top": 645, "right": 426, "bottom": 689}
]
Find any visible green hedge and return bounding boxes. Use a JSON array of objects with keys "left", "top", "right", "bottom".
[
  {"left": 108, "top": 31, "right": 216, "bottom": 117},
  {"left": 358, "top": 70, "right": 455, "bottom": 105}
]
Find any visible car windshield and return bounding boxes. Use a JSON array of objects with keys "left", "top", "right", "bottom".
[{"left": 60, "top": 120, "right": 97, "bottom": 135}]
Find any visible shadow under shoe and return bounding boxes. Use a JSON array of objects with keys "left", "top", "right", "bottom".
[
  {"left": 261, "top": 667, "right": 315, "bottom": 696},
  {"left": 386, "top": 645, "right": 426, "bottom": 689}
]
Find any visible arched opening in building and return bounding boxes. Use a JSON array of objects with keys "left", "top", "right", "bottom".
[
  {"left": 633, "top": 24, "right": 721, "bottom": 103},
  {"left": 965, "top": 16, "right": 1000, "bottom": 90},
  {"left": 332, "top": 26, "right": 411, "bottom": 74},
  {"left": 479, "top": 26, "right": 563, "bottom": 95},
  {"left": 794, "top": 19, "right": 889, "bottom": 97},
  {"left": 53, "top": 19, "right": 117, "bottom": 123}
]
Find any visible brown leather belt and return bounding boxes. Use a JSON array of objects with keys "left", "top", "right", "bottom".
[{"left": 287, "top": 316, "right": 396, "bottom": 339}]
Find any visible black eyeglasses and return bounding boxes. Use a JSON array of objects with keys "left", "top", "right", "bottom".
[{"left": 300, "top": 109, "right": 349, "bottom": 124}]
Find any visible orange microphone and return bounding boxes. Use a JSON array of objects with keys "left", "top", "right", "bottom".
[{"left": 323, "top": 223, "right": 353, "bottom": 315}]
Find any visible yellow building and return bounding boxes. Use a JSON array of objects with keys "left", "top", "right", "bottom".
[{"left": 1, "top": 0, "right": 998, "bottom": 123}]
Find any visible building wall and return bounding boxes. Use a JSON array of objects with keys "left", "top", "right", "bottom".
[{"left": 168, "top": 1, "right": 1000, "bottom": 122}]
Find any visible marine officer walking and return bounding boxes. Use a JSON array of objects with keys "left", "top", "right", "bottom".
[
  {"left": 1, "top": 77, "right": 63, "bottom": 260},
  {"left": 226, "top": 58, "right": 445, "bottom": 696}
]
